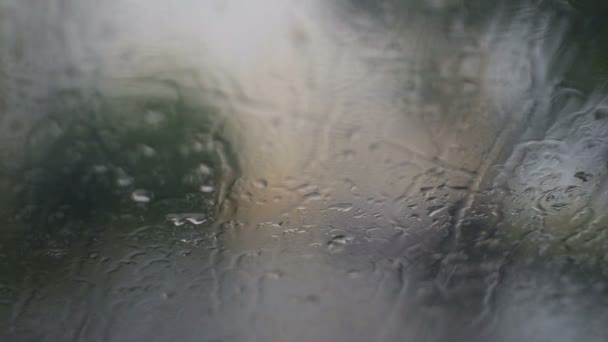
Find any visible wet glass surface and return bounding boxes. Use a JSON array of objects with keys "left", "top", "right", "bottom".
[{"left": 2, "top": 0, "right": 608, "bottom": 341}]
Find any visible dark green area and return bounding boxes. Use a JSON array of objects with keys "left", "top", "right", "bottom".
[{"left": 0, "top": 79, "right": 238, "bottom": 263}]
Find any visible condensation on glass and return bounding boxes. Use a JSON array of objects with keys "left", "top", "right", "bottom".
[{"left": 1, "top": 1, "right": 608, "bottom": 341}]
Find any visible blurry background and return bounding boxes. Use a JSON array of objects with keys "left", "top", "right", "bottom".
[{"left": 1, "top": 0, "right": 608, "bottom": 341}]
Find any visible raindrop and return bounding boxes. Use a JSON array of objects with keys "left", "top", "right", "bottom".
[
  {"left": 144, "top": 110, "right": 167, "bottom": 126},
  {"left": 327, "top": 235, "right": 354, "bottom": 253},
  {"left": 93, "top": 164, "right": 108, "bottom": 174},
  {"left": 200, "top": 185, "right": 215, "bottom": 193},
  {"left": 44, "top": 248, "right": 67, "bottom": 258},
  {"left": 594, "top": 108, "right": 608, "bottom": 120},
  {"left": 131, "top": 189, "right": 153, "bottom": 203},
  {"left": 265, "top": 270, "right": 284, "bottom": 279},
  {"left": 254, "top": 179, "right": 268, "bottom": 189},
  {"left": 116, "top": 169, "right": 134, "bottom": 187},
  {"left": 348, "top": 270, "right": 361, "bottom": 279},
  {"left": 191, "top": 141, "right": 204, "bottom": 152},
  {"left": 167, "top": 213, "right": 207, "bottom": 226},
  {"left": 160, "top": 292, "right": 175, "bottom": 300},
  {"left": 574, "top": 171, "right": 591, "bottom": 182},
  {"left": 327, "top": 203, "right": 354, "bottom": 212},
  {"left": 140, "top": 144, "right": 156, "bottom": 157},
  {"left": 197, "top": 163, "right": 212, "bottom": 175}
]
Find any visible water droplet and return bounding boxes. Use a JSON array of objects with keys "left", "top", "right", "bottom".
[
  {"left": 574, "top": 171, "right": 591, "bottom": 182},
  {"left": 117, "top": 175, "right": 134, "bottom": 187},
  {"left": 191, "top": 141, "right": 204, "bottom": 152},
  {"left": 179, "top": 144, "right": 191, "bottom": 156},
  {"left": 265, "top": 270, "right": 284, "bottom": 279},
  {"left": 254, "top": 179, "right": 268, "bottom": 188},
  {"left": 131, "top": 189, "right": 153, "bottom": 203},
  {"left": 140, "top": 144, "right": 156, "bottom": 157},
  {"left": 116, "top": 168, "right": 134, "bottom": 187},
  {"left": 44, "top": 248, "right": 67, "bottom": 258},
  {"left": 569, "top": 207, "right": 593, "bottom": 226},
  {"left": 198, "top": 163, "right": 212, "bottom": 176},
  {"left": 327, "top": 203, "right": 353, "bottom": 212},
  {"left": 348, "top": 270, "right": 361, "bottom": 279},
  {"left": 594, "top": 108, "right": 608, "bottom": 120},
  {"left": 427, "top": 204, "right": 445, "bottom": 217},
  {"left": 327, "top": 235, "right": 354, "bottom": 253},
  {"left": 167, "top": 213, "right": 207, "bottom": 226},
  {"left": 160, "top": 292, "right": 175, "bottom": 300},
  {"left": 303, "top": 192, "right": 323, "bottom": 202},
  {"left": 144, "top": 110, "right": 167, "bottom": 126},
  {"left": 93, "top": 164, "right": 108, "bottom": 174},
  {"left": 200, "top": 185, "right": 215, "bottom": 193}
]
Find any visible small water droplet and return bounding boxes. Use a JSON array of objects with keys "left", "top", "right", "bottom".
[
  {"left": 327, "top": 235, "right": 354, "bottom": 253},
  {"left": 569, "top": 207, "right": 593, "bottom": 226},
  {"left": 131, "top": 189, "right": 152, "bottom": 203},
  {"left": 191, "top": 141, "right": 204, "bottom": 152},
  {"left": 551, "top": 202, "right": 568, "bottom": 210},
  {"left": 145, "top": 110, "right": 167, "bottom": 126},
  {"left": 200, "top": 185, "right": 215, "bottom": 193},
  {"left": 198, "top": 163, "right": 212, "bottom": 175},
  {"left": 116, "top": 169, "right": 134, "bottom": 187},
  {"left": 348, "top": 270, "right": 361, "bottom": 279},
  {"left": 179, "top": 144, "right": 191, "bottom": 156},
  {"left": 594, "top": 108, "right": 608, "bottom": 120},
  {"left": 265, "top": 270, "right": 284, "bottom": 279},
  {"left": 167, "top": 213, "right": 207, "bottom": 226},
  {"left": 303, "top": 294, "right": 320, "bottom": 303},
  {"left": 327, "top": 203, "right": 353, "bottom": 212},
  {"left": 574, "top": 171, "right": 591, "bottom": 182},
  {"left": 303, "top": 192, "right": 323, "bottom": 201},
  {"left": 93, "top": 165, "right": 108, "bottom": 174},
  {"left": 140, "top": 144, "right": 156, "bottom": 157},
  {"left": 44, "top": 248, "right": 67, "bottom": 258},
  {"left": 117, "top": 176, "right": 133, "bottom": 187},
  {"left": 160, "top": 292, "right": 175, "bottom": 300},
  {"left": 254, "top": 179, "right": 268, "bottom": 189}
]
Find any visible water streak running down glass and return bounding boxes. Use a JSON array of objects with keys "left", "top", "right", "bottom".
[{"left": 1, "top": 1, "right": 608, "bottom": 341}]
